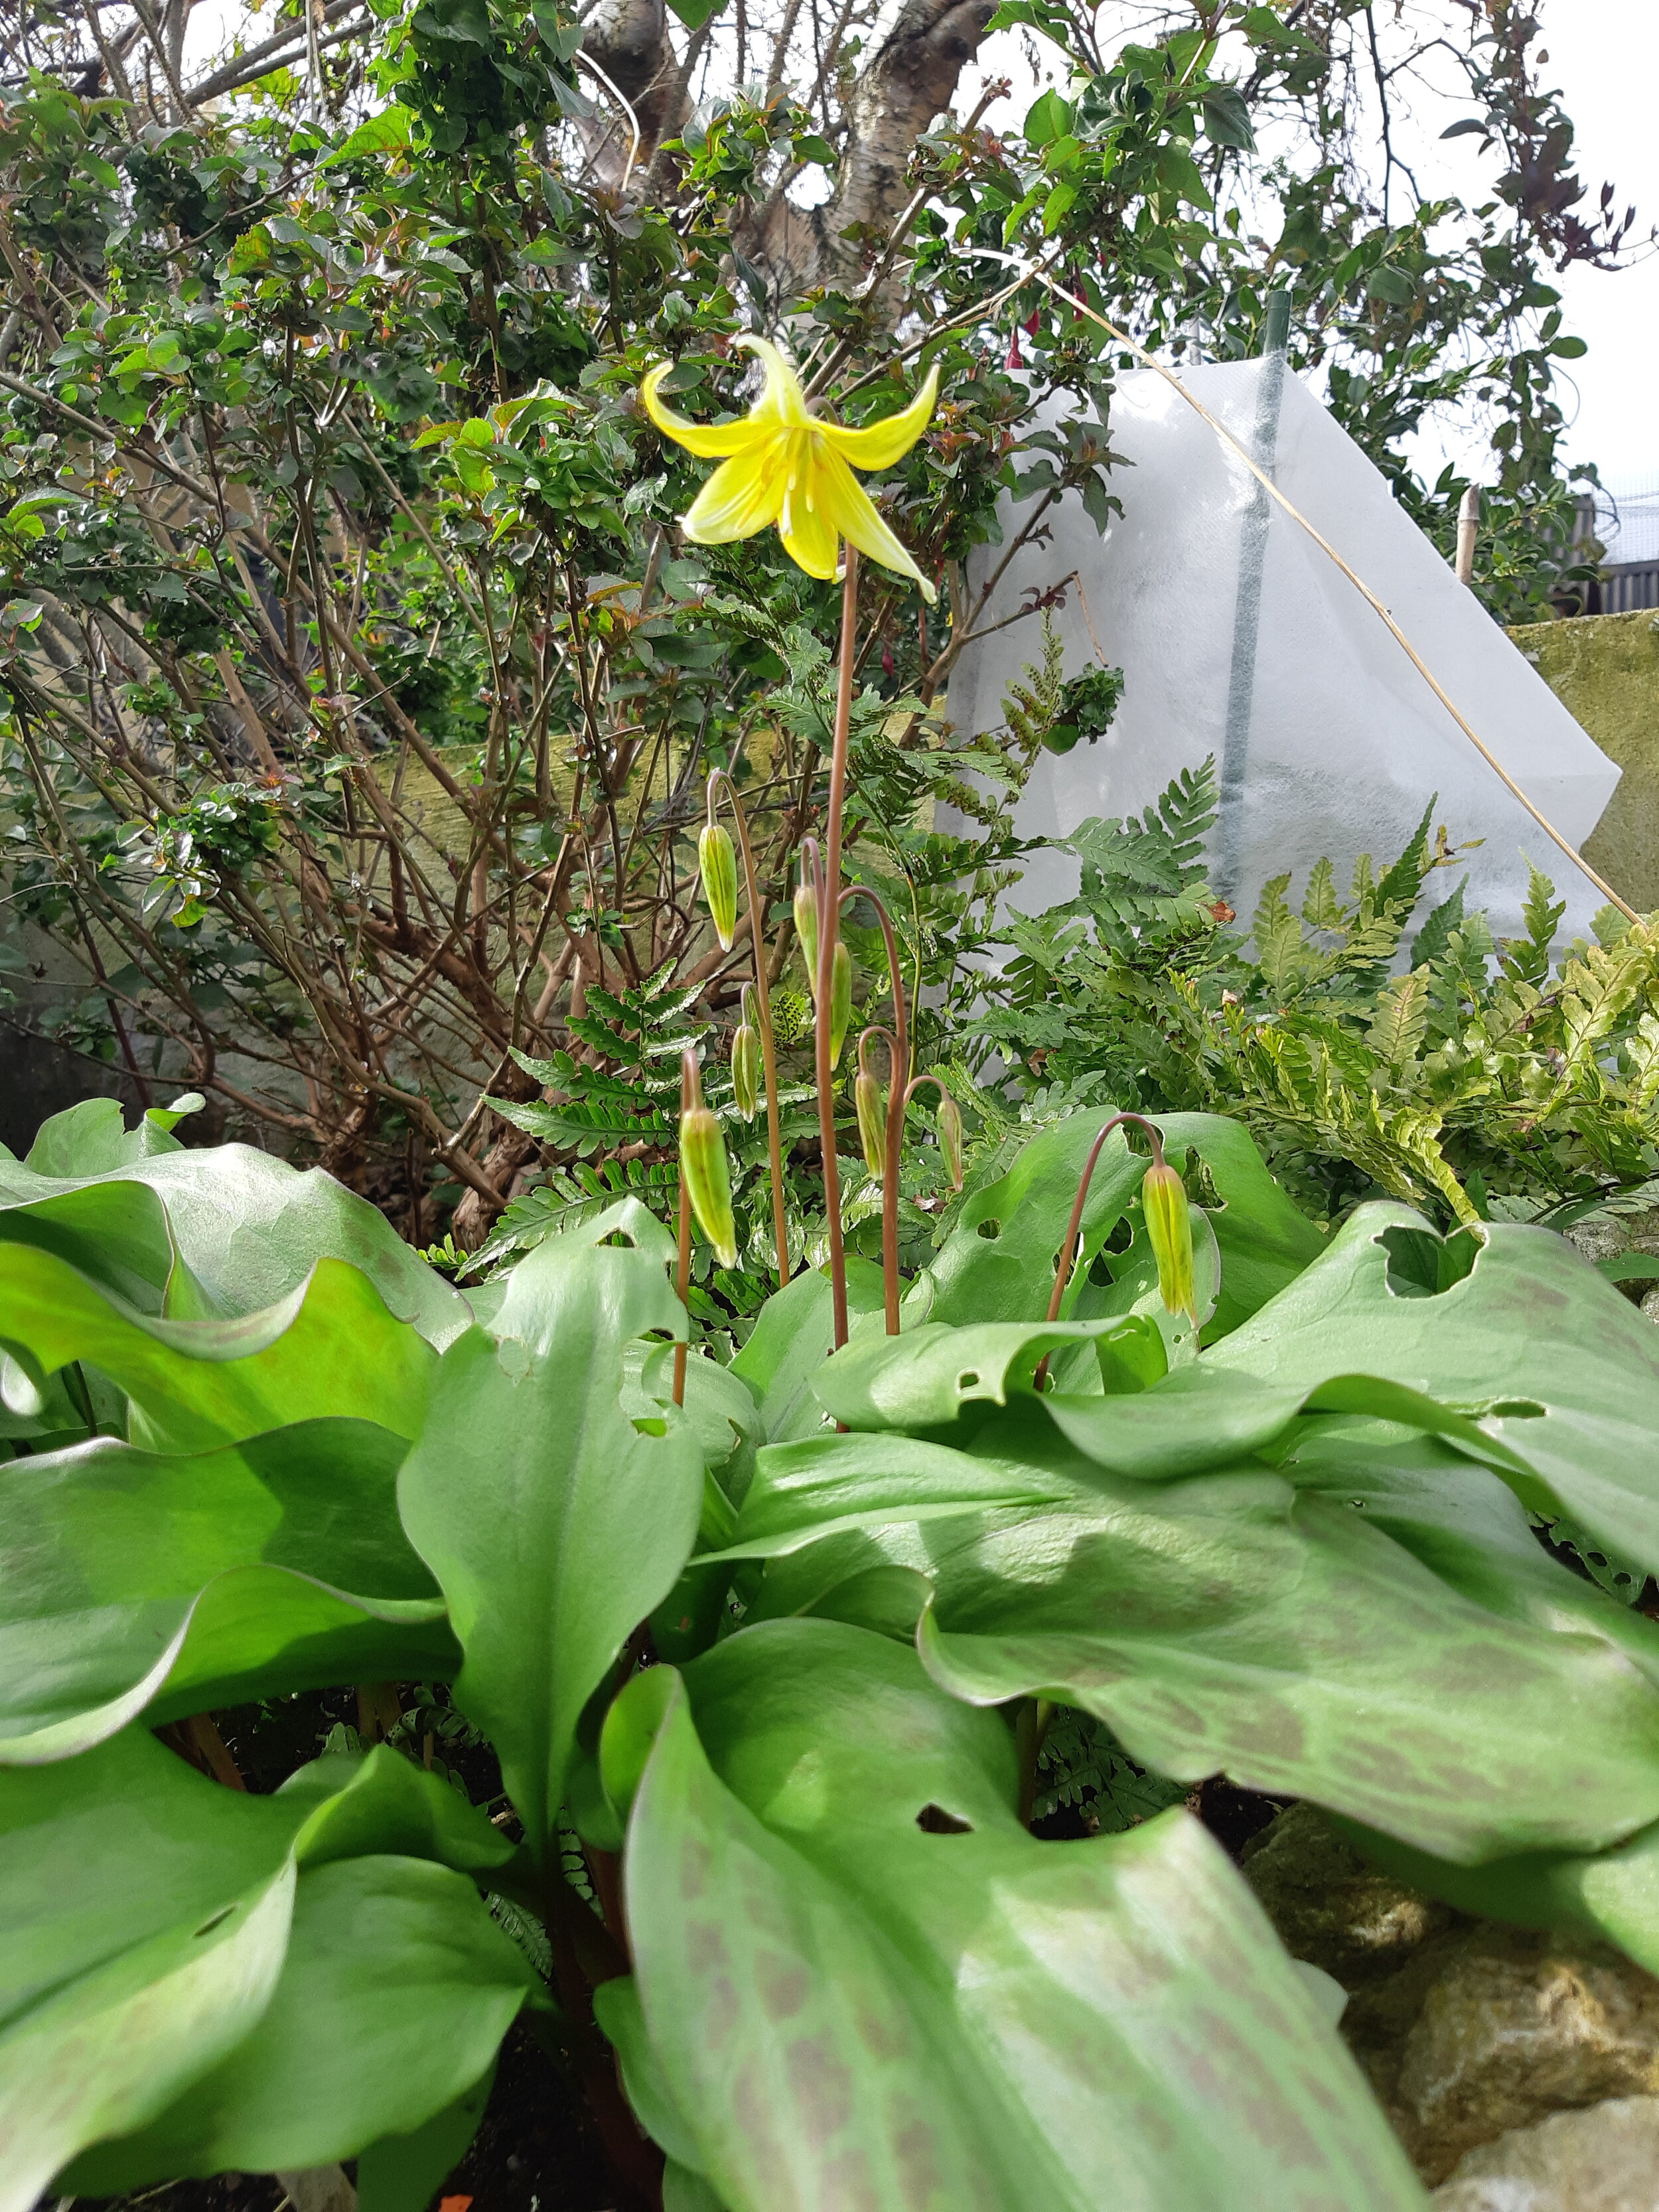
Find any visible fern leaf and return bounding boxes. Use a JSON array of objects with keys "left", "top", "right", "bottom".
[{"left": 1366, "top": 971, "right": 1429, "bottom": 1069}]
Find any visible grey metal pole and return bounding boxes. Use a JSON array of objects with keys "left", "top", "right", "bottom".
[{"left": 1216, "top": 289, "right": 1291, "bottom": 908}]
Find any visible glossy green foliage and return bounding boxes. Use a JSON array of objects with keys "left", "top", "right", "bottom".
[
  {"left": 13, "top": 1108, "right": 1659, "bottom": 2205},
  {"left": 398, "top": 1202, "right": 704, "bottom": 1863},
  {"left": 600, "top": 1624, "right": 1424, "bottom": 2211}
]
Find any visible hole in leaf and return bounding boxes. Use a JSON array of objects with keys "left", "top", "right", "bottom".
[
  {"left": 976, "top": 1218, "right": 1001, "bottom": 1240},
  {"left": 193, "top": 1905, "right": 236, "bottom": 1939},
  {"left": 631, "top": 1416, "right": 668, "bottom": 1437},
  {"left": 916, "top": 1804, "right": 974, "bottom": 1834},
  {"left": 1380, "top": 1224, "right": 1482, "bottom": 1298},
  {"left": 957, "top": 1370, "right": 980, "bottom": 1391},
  {"left": 1485, "top": 1399, "right": 1546, "bottom": 1420}
]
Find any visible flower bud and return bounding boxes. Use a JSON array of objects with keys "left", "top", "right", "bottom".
[
  {"left": 855, "top": 1065, "right": 887, "bottom": 1178},
  {"left": 794, "top": 875, "right": 820, "bottom": 995},
  {"left": 1141, "top": 1159, "right": 1197, "bottom": 1326},
  {"left": 826, "top": 939, "right": 851, "bottom": 1069},
  {"left": 679, "top": 1102, "right": 737, "bottom": 1268},
  {"left": 936, "top": 1087, "right": 964, "bottom": 1191},
  {"left": 731, "top": 1019, "right": 760, "bottom": 1120},
  {"left": 698, "top": 821, "right": 739, "bottom": 952}
]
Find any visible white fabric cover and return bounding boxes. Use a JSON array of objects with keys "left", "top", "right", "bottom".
[{"left": 944, "top": 359, "right": 1621, "bottom": 946}]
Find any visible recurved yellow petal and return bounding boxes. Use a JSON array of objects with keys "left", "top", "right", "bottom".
[
  {"left": 642, "top": 363, "right": 760, "bottom": 459},
  {"left": 734, "top": 335, "right": 812, "bottom": 427},
  {"left": 818, "top": 362, "right": 940, "bottom": 470},
  {"left": 816, "top": 449, "right": 937, "bottom": 603},
  {"left": 682, "top": 445, "right": 786, "bottom": 544},
  {"left": 778, "top": 441, "right": 840, "bottom": 580}
]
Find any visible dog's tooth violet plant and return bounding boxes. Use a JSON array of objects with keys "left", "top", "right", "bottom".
[{"left": 14, "top": 350, "right": 1659, "bottom": 2212}]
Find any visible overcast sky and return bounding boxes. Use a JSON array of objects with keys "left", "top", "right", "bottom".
[{"left": 964, "top": 0, "right": 1658, "bottom": 506}]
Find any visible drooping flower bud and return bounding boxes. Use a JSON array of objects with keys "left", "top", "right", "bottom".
[
  {"left": 826, "top": 939, "right": 851, "bottom": 1069},
  {"left": 698, "top": 820, "right": 739, "bottom": 952},
  {"left": 855, "top": 1065, "right": 887, "bottom": 1178},
  {"left": 794, "top": 874, "right": 820, "bottom": 995},
  {"left": 679, "top": 1102, "right": 738, "bottom": 1268},
  {"left": 1141, "top": 1159, "right": 1197, "bottom": 1326},
  {"left": 732, "top": 1017, "right": 760, "bottom": 1121},
  {"left": 936, "top": 1086, "right": 964, "bottom": 1191}
]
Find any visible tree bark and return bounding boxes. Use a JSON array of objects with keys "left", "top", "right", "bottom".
[{"left": 764, "top": 0, "right": 996, "bottom": 290}]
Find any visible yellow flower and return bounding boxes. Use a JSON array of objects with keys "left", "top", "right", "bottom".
[{"left": 642, "top": 337, "right": 938, "bottom": 603}]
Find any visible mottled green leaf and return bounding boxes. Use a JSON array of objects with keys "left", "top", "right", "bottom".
[
  {"left": 609, "top": 1622, "right": 1425, "bottom": 2211},
  {"left": 1206, "top": 1203, "right": 1659, "bottom": 1572}
]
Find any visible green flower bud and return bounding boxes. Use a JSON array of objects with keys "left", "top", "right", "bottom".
[
  {"left": 855, "top": 1066, "right": 887, "bottom": 1178},
  {"left": 937, "top": 1087, "right": 964, "bottom": 1191},
  {"left": 794, "top": 875, "right": 820, "bottom": 995},
  {"left": 698, "top": 821, "right": 739, "bottom": 952},
  {"left": 1141, "top": 1159, "right": 1197, "bottom": 1326},
  {"left": 679, "top": 1102, "right": 737, "bottom": 1268},
  {"left": 732, "top": 1019, "right": 760, "bottom": 1120},
  {"left": 826, "top": 939, "right": 851, "bottom": 1069}
]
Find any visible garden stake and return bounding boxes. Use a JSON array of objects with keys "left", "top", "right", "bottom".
[{"left": 704, "top": 771, "right": 791, "bottom": 1283}]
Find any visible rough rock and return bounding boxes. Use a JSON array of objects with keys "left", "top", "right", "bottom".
[
  {"left": 1431, "top": 2094, "right": 1659, "bottom": 2210},
  {"left": 1640, "top": 1285, "right": 1659, "bottom": 1326},
  {"left": 1243, "top": 1806, "right": 1659, "bottom": 2185},
  {"left": 277, "top": 2170, "right": 357, "bottom": 2212},
  {"left": 1240, "top": 1801, "right": 1459, "bottom": 1985},
  {"left": 1563, "top": 1215, "right": 1632, "bottom": 1268}
]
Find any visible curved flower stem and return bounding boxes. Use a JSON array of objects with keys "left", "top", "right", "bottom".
[
  {"left": 859, "top": 1021, "right": 904, "bottom": 1335},
  {"left": 1032, "top": 1110, "right": 1167, "bottom": 1392},
  {"left": 673, "top": 1050, "right": 695, "bottom": 1408},
  {"left": 814, "top": 549, "right": 859, "bottom": 1350},
  {"left": 706, "top": 769, "right": 790, "bottom": 1284},
  {"left": 840, "top": 881, "right": 910, "bottom": 1335}
]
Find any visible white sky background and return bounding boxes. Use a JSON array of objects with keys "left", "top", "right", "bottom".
[
  {"left": 958, "top": 1, "right": 1659, "bottom": 514},
  {"left": 184, "top": 0, "right": 1656, "bottom": 507}
]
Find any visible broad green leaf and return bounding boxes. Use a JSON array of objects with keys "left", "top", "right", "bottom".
[
  {"left": 908, "top": 1430, "right": 1659, "bottom": 1862},
  {"left": 722, "top": 1428, "right": 1092, "bottom": 1556},
  {"left": 0, "top": 1179, "right": 181, "bottom": 1313},
  {"left": 3, "top": 1867, "right": 294, "bottom": 2212},
  {"left": 0, "top": 1422, "right": 455, "bottom": 1760},
  {"left": 813, "top": 1313, "right": 1169, "bottom": 1432},
  {"left": 0, "top": 1726, "right": 305, "bottom": 2026},
  {"left": 729, "top": 1256, "right": 895, "bottom": 1442},
  {"left": 1281, "top": 1422, "right": 1659, "bottom": 1697},
  {"left": 1204, "top": 1203, "right": 1659, "bottom": 1573},
  {"left": 0, "top": 1127, "right": 470, "bottom": 1347},
  {"left": 926, "top": 1112, "right": 1321, "bottom": 1334},
  {"left": 928, "top": 1113, "right": 1148, "bottom": 1326},
  {"left": 0, "top": 1728, "right": 523, "bottom": 2199},
  {"left": 356, "top": 2065, "right": 496, "bottom": 2211},
  {"left": 0, "top": 1244, "right": 435, "bottom": 1451},
  {"left": 0, "top": 1727, "right": 302, "bottom": 2209},
  {"left": 398, "top": 1222, "right": 703, "bottom": 1862},
  {"left": 330, "top": 106, "right": 414, "bottom": 162},
  {"left": 17, "top": 1098, "right": 182, "bottom": 1176},
  {"left": 64, "top": 1856, "right": 539, "bottom": 2189},
  {"left": 609, "top": 1623, "right": 1426, "bottom": 2211}
]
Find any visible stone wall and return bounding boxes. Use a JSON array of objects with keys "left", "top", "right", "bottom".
[{"left": 1510, "top": 610, "right": 1659, "bottom": 915}]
